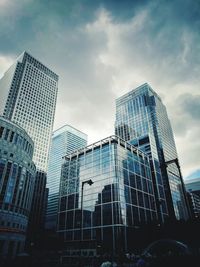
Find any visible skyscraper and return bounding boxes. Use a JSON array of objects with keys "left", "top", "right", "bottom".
[
  {"left": 0, "top": 51, "right": 58, "bottom": 172},
  {"left": 115, "top": 83, "right": 189, "bottom": 221},
  {"left": 0, "top": 51, "right": 59, "bottom": 245},
  {"left": 46, "top": 124, "right": 87, "bottom": 231}
]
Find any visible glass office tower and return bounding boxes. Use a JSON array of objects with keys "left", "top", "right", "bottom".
[
  {"left": 58, "top": 136, "right": 157, "bottom": 258},
  {"left": 0, "top": 51, "right": 59, "bottom": 246},
  {"left": 115, "top": 83, "right": 189, "bottom": 221},
  {"left": 46, "top": 125, "right": 87, "bottom": 231}
]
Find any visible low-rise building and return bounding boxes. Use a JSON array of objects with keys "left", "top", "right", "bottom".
[{"left": 58, "top": 135, "right": 158, "bottom": 260}]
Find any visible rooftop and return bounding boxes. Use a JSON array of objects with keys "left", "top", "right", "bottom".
[
  {"left": 53, "top": 124, "right": 87, "bottom": 140},
  {"left": 63, "top": 135, "right": 149, "bottom": 160},
  {"left": 116, "top": 83, "right": 162, "bottom": 104}
]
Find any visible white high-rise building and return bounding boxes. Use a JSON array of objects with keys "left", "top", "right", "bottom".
[
  {"left": 46, "top": 124, "right": 87, "bottom": 230},
  {"left": 0, "top": 51, "right": 58, "bottom": 172},
  {"left": 0, "top": 51, "right": 59, "bottom": 245}
]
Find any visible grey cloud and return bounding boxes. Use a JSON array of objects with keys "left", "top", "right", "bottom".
[
  {"left": 176, "top": 127, "right": 200, "bottom": 177},
  {"left": 170, "top": 93, "right": 200, "bottom": 177},
  {"left": 171, "top": 93, "right": 200, "bottom": 137},
  {"left": 185, "top": 169, "right": 200, "bottom": 180},
  {"left": 0, "top": 0, "right": 199, "bottom": 177},
  {"left": 179, "top": 94, "right": 200, "bottom": 120}
]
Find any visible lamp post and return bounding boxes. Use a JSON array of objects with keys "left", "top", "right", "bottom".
[
  {"left": 80, "top": 179, "right": 94, "bottom": 258},
  {"left": 161, "top": 158, "right": 192, "bottom": 219}
]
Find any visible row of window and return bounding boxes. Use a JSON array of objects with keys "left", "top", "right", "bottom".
[
  {"left": 0, "top": 159, "right": 35, "bottom": 213},
  {"left": 0, "top": 219, "right": 26, "bottom": 231},
  {"left": 24, "top": 53, "right": 58, "bottom": 81},
  {"left": 59, "top": 184, "right": 156, "bottom": 211},
  {"left": 58, "top": 202, "right": 158, "bottom": 232},
  {"left": 0, "top": 125, "right": 33, "bottom": 157},
  {"left": 23, "top": 75, "right": 56, "bottom": 91}
]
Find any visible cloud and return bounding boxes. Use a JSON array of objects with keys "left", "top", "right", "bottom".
[
  {"left": 170, "top": 93, "right": 200, "bottom": 177},
  {"left": 185, "top": 169, "right": 200, "bottom": 180},
  {"left": 0, "top": 54, "right": 14, "bottom": 78},
  {"left": 171, "top": 93, "right": 200, "bottom": 136},
  {"left": 0, "top": 0, "right": 199, "bottom": 177},
  {"left": 180, "top": 94, "right": 200, "bottom": 120},
  {"left": 176, "top": 127, "right": 200, "bottom": 177}
]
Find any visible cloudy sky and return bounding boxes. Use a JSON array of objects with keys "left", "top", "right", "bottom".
[{"left": 0, "top": 0, "right": 199, "bottom": 179}]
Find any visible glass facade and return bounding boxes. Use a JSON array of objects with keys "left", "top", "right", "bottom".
[
  {"left": 58, "top": 136, "right": 157, "bottom": 255},
  {"left": 0, "top": 116, "right": 36, "bottom": 258},
  {"left": 46, "top": 125, "right": 87, "bottom": 230},
  {"left": 115, "top": 83, "right": 189, "bottom": 220}
]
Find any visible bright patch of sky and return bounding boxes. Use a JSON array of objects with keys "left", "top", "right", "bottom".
[{"left": 0, "top": 0, "right": 199, "bottom": 179}]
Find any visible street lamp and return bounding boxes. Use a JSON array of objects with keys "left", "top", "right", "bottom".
[
  {"left": 161, "top": 158, "right": 192, "bottom": 219},
  {"left": 80, "top": 179, "right": 94, "bottom": 255}
]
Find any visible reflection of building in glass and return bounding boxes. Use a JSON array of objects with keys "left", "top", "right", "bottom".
[
  {"left": 46, "top": 125, "right": 87, "bottom": 231},
  {"left": 0, "top": 116, "right": 36, "bottom": 258},
  {"left": 0, "top": 51, "right": 59, "bottom": 245},
  {"left": 115, "top": 83, "right": 189, "bottom": 221},
  {"left": 58, "top": 136, "right": 157, "bottom": 255}
]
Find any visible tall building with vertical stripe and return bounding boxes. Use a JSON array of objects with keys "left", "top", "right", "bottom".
[
  {"left": 115, "top": 83, "right": 189, "bottom": 221},
  {"left": 0, "top": 51, "right": 58, "bottom": 172},
  {"left": 46, "top": 125, "right": 87, "bottom": 231}
]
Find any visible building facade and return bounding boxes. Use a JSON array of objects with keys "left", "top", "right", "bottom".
[
  {"left": 46, "top": 125, "right": 87, "bottom": 231},
  {"left": 27, "top": 171, "right": 48, "bottom": 245},
  {"left": 0, "top": 51, "right": 58, "bottom": 172},
  {"left": 185, "top": 178, "right": 200, "bottom": 197},
  {"left": 187, "top": 191, "right": 200, "bottom": 219},
  {"left": 185, "top": 178, "right": 200, "bottom": 219},
  {"left": 115, "top": 83, "right": 189, "bottom": 221},
  {"left": 58, "top": 136, "right": 158, "bottom": 258},
  {"left": 0, "top": 51, "right": 59, "bottom": 247},
  {"left": 0, "top": 116, "right": 36, "bottom": 258}
]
